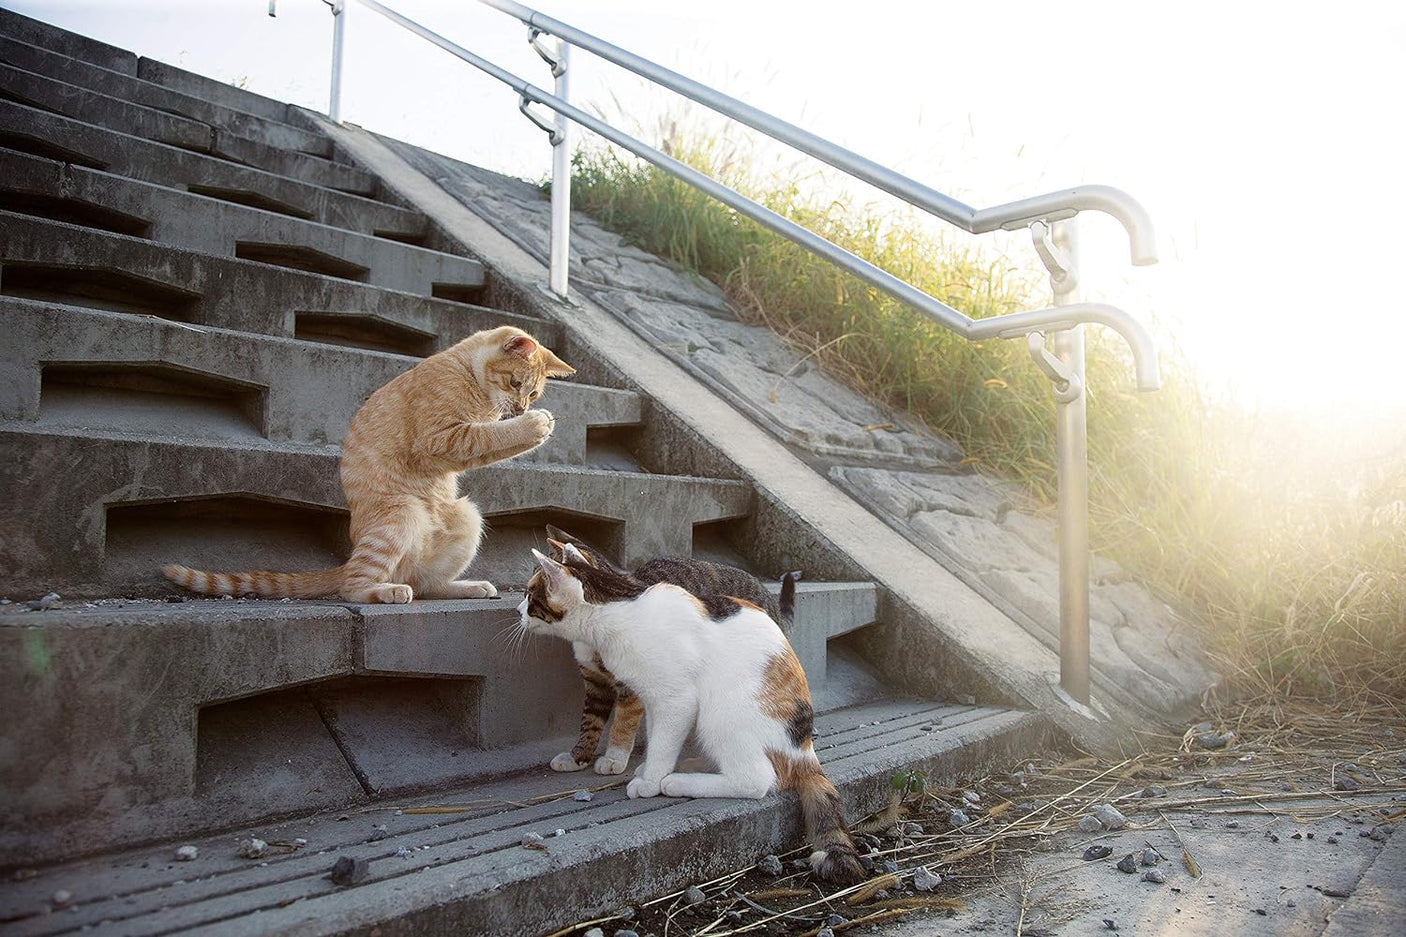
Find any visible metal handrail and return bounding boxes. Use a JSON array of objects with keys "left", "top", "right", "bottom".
[
  {"left": 289, "top": 0, "right": 1165, "bottom": 707},
  {"left": 480, "top": 0, "right": 1158, "bottom": 268}
]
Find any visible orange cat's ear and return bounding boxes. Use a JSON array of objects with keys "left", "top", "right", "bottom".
[
  {"left": 540, "top": 347, "right": 576, "bottom": 378},
  {"left": 503, "top": 334, "right": 540, "bottom": 359}
]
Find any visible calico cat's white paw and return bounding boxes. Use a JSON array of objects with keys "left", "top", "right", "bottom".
[
  {"left": 550, "top": 752, "right": 589, "bottom": 772},
  {"left": 626, "top": 777, "right": 661, "bottom": 799},
  {"left": 594, "top": 749, "right": 629, "bottom": 775}
]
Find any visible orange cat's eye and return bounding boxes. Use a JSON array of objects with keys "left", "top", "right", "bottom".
[{"left": 510, "top": 377, "right": 522, "bottom": 389}]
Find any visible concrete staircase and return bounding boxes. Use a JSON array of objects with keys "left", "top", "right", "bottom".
[{"left": 0, "top": 10, "right": 1056, "bottom": 934}]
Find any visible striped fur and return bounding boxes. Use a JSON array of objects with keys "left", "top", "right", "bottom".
[{"left": 161, "top": 327, "right": 573, "bottom": 602}]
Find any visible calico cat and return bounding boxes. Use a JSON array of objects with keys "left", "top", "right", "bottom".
[
  {"left": 162, "top": 326, "right": 574, "bottom": 603},
  {"left": 542, "top": 524, "right": 797, "bottom": 776},
  {"left": 518, "top": 547, "right": 864, "bottom": 884}
]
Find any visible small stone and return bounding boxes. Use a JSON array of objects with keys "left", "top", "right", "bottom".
[
  {"left": 369, "top": 824, "right": 389, "bottom": 841},
  {"left": 921, "top": 724, "right": 936, "bottom": 732},
  {"left": 329, "top": 856, "right": 369, "bottom": 886},
  {"left": 1363, "top": 826, "right": 1393, "bottom": 842},
  {"left": 25, "top": 592, "right": 61, "bottom": 612},
  {"left": 1116, "top": 854, "right": 1138, "bottom": 874},
  {"left": 51, "top": 889, "right": 74, "bottom": 909},
  {"left": 583, "top": 929, "right": 605, "bottom": 937},
  {"left": 522, "top": 832, "right": 548, "bottom": 850},
  {"left": 913, "top": 865, "right": 941, "bottom": 891},
  {"left": 1307, "top": 832, "right": 1315, "bottom": 840},
  {"left": 903, "top": 822, "right": 924, "bottom": 836},
  {"left": 1079, "top": 814, "right": 1103, "bottom": 833},
  {"left": 1192, "top": 721, "right": 1213, "bottom": 733},
  {"left": 1227, "top": 820, "right": 1241, "bottom": 829},
  {"left": 553, "top": 828, "right": 566, "bottom": 837},
  {"left": 1091, "top": 804, "right": 1128, "bottom": 830},
  {"left": 1140, "top": 848, "right": 1160, "bottom": 867},
  {"left": 827, "top": 913, "right": 847, "bottom": 926},
  {"left": 1334, "top": 776, "right": 1360, "bottom": 792},
  {"left": 395, "top": 846, "right": 412, "bottom": 857},
  {"left": 612, "top": 930, "right": 639, "bottom": 937},
  {"left": 1327, "top": 836, "right": 1339, "bottom": 844},
  {"left": 1103, "top": 919, "right": 1118, "bottom": 930},
  {"left": 817, "top": 929, "right": 835, "bottom": 937},
  {"left": 956, "top": 694, "right": 976, "bottom": 705},
  {"left": 881, "top": 859, "right": 899, "bottom": 874},
  {"left": 1141, "top": 785, "right": 1168, "bottom": 798},
  {"left": 173, "top": 845, "right": 199, "bottom": 862},
  {"left": 1083, "top": 844, "right": 1114, "bottom": 861},
  {"left": 725, "top": 910, "right": 744, "bottom": 923},
  {"left": 236, "top": 838, "right": 268, "bottom": 859},
  {"left": 758, "top": 854, "right": 783, "bottom": 875},
  {"left": 1287, "top": 900, "right": 1296, "bottom": 908},
  {"left": 858, "top": 855, "right": 874, "bottom": 870},
  {"left": 1143, "top": 868, "right": 1167, "bottom": 884},
  {"left": 1268, "top": 833, "right": 1280, "bottom": 843},
  {"left": 573, "top": 790, "right": 594, "bottom": 802},
  {"left": 873, "top": 889, "right": 890, "bottom": 900},
  {"left": 685, "top": 886, "right": 706, "bottom": 906},
  {"left": 949, "top": 809, "right": 970, "bottom": 827},
  {"left": 791, "top": 858, "right": 810, "bottom": 869},
  {"left": 962, "top": 790, "right": 981, "bottom": 804},
  {"left": 1195, "top": 732, "right": 1229, "bottom": 750}
]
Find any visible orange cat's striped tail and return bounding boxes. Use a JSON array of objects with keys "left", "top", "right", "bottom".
[{"left": 161, "top": 563, "right": 345, "bottom": 599}]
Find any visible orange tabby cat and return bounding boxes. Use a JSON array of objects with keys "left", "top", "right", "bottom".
[{"left": 163, "top": 326, "right": 574, "bottom": 603}]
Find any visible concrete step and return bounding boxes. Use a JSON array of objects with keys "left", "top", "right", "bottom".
[
  {"left": 0, "top": 101, "right": 424, "bottom": 237},
  {"left": 137, "top": 57, "right": 293, "bottom": 125},
  {"left": 0, "top": 63, "right": 376, "bottom": 194},
  {"left": 0, "top": 426, "right": 754, "bottom": 599},
  {"left": 0, "top": 214, "right": 538, "bottom": 353},
  {"left": 0, "top": 582, "right": 879, "bottom": 867},
  {"left": 0, "top": 297, "right": 639, "bottom": 456},
  {"left": 0, "top": 694, "right": 1049, "bottom": 934},
  {"left": 0, "top": 35, "right": 330, "bottom": 157},
  {"left": 0, "top": 152, "right": 483, "bottom": 296},
  {"left": 0, "top": 7, "right": 137, "bottom": 76}
]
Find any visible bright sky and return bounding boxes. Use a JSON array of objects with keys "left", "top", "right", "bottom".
[{"left": 12, "top": 0, "right": 1406, "bottom": 432}]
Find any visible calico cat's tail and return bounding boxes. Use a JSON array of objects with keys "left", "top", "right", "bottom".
[
  {"left": 161, "top": 563, "right": 345, "bottom": 599},
  {"left": 778, "top": 570, "right": 803, "bottom": 621},
  {"left": 792, "top": 757, "right": 866, "bottom": 884}
]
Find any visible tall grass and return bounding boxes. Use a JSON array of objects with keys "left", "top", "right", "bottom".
[{"left": 566, "top": 129, "right": 1406, "bottom": 701}]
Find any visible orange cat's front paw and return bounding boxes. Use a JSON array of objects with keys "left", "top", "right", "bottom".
[
  {"left": 376, "top": 584, "right": 414, "bottom": 604},
  {"left": 521, "top": 408, "right": 555, "bottom": 445}
]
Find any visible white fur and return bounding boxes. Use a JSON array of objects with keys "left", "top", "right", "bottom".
[{"left": 520, "top": 553, "right": 801, "bottom": 801}]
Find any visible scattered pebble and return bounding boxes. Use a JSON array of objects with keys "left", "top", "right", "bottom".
[
  {"left": 872, "top": 889, "right": 890, "bottom": 900},
  {"left": 553, "top": 829, "right": 566, "bottom": 838},
  {"left": 1091, "top": 804, "right": 1128, "bottom": 830},
  {"left": 1140, "top": 848, "right": 1160, "bottom": 867},
  {"left": 817, "top": 929, "right": 835, "bottom": 937},
  {"left": 51, "top": 889, "right": 74, "bottom": 910},
  {"left": 1103, "top": 918, "right": 1118, "bottom": 930},
  {"left": 956, "top": 694, "right": 975, "bottom": 705},
  {"left": 1083, "top": 844, "right": 1113, "bottom": 861},
  {"left": 1291, "top": 832, "right": 1302, "bottom": 840},
  {"left": 521, "top": 832, "right": 547, "bottom": 851},
  {"left": 1226, "top": 820, "right": 1241, "bottom": 829},
  {"left": 913, "top": 865, "right": 941, "bottom": 891},
  {"left": 962, "top": 790, "right": 981, "bottom": 805},
  {"left": 173, "top": 845, "right": 199, "bottom": 862},
  {"left": 1362, "top": 825, "right": 1394, "bottom": 842},
  {"left": 1195, "top": 732, "right": 1233, "bottom": 750},
  {"left": 395, "top": 846, "right": 412, "bottom": 858},
  {"left": 827, "top": 913, "right": 847, "bottom": 926},
  {"left": 949, "top": 809, "right": 970, "bottom": 827},
  {"left": 791, "top": 858, "right": 810, "bottom": 869},
  {"left": 613, "top": 930, "right": 639, "bottom": 937},
  {"left": 236, "top": 838, "right": 267, "bottom": 859},
  {"left": 1079, "top": 815, "right": 1103, "bottom": 833},
  {"left": 758, "top": 854, "right": 783, "bottom": 876},
  {"left": 1143, "top": 868, "right": 1167, "bottom": 884},
  {"left": 1116, "top": 854, "right": 1138, "bottom": 874},
  {"left": 573, "top": 790, "right": 593, "bottom": 802},
  {"left": 329, "top": 856, "right": 369, "bottom": 886},
  {"left": 1140, "top": 785, "right": 1168, "bottom": 798},
  {"left": 1334, "top": 776, "right": 1361, "bottom": 792},
  {"left": 1327, "top": 836, "right": 1339, "bottom": 845},
  {"left": 881, "top": 860, "right": 899, "bottom": 875},
  {"left": 25, "top": 592, "right": 61, "bottom": 612},
  {"left": 583, "top": 929, "right": 605, "bottom": 937},
  {"left": 685, "top": 886, "right": 706, "bottom": 906}
]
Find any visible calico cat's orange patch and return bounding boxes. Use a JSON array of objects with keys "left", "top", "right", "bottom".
[{"left": 758, "top": 647, "right": 811, "bottom": 729}]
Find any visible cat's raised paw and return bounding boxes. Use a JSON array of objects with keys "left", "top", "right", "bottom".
[
  {"left": 626, "top": 777, "right": 661, "bottom": 799},
  {"left": 550, "top": 752, "right": 589, "bottom": 772},
  {"left": 594, "top": 750, "right": 629, "bottom": 775},
  {"left": 522, "top": 408, "right": 555, "bottom": 442}
]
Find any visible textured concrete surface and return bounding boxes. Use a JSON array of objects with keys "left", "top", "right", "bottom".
[
  {"left": 0, "top": 101, "right": 420, "bottom": 236},
  {"left": 0, "top": 700, "right": 1052, "bottom": 936},
  {"left": 0, "top": 213, "right": 537, "bottom": 351},
  {"left": 0, "top": 150, "right": 483, "bottom": 296}
]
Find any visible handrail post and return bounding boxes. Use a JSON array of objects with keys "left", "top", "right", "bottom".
[
  {"left": 548, "top": 41, "right": 571, "bottom": 298},
  {"left": 1046, "top": 220, "right": 1091, "bottom": 705},
  {"left": 328, "top": 0, "right": 347, "bottom": 123}
]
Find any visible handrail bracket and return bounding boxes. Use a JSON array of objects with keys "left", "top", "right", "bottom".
[{"left": 517, "top": 94, "right": 564, "bottom": 145}]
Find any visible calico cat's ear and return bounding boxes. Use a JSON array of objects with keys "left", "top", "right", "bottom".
[
  {"left": 502, "top": 334, "right": 540, "bottom": 359},
  {"left": 546, "top": 537, "right": 567, "bottom": 558},
  {"left": 562, "top": 543, "right": 593, "bottom": 567},
  {"left": 531, "top": 548, "right": 572, "bottom": 589},
  {"left": 539, "top": 347, "right": 576, "bottom": 378}
]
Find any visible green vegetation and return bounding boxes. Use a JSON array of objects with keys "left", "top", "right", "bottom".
[{"left": 565, "top": 125, "right": 1406, "bottom": 702}]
